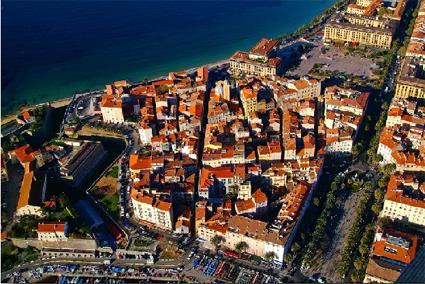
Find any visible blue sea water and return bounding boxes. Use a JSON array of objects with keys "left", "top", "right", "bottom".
[{"left": 1, "top": 0, "right": 335, "bottom": 114}]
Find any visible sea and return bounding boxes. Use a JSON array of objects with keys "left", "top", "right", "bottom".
[{"left": 1, "top": 0, "right": 336, "bottom": 114}]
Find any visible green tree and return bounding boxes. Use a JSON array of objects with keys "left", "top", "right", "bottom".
[
  {"left": 264, "top": 251, "right": 276, "bottom": 262},
  {"left": 354, "top": 257, "right": 365, "bottom": 271},
  {"left": 235, "top": 241, "right": 249, "bottom": 254},
  {"left": 371, "top": 204, "right": 382, "bottom": 216},
  {"left": 291, "top": 242, "right": 301, "bottom": 255},
  {"left": 211, "top": 235, "right": 225, "bottom": 251}
]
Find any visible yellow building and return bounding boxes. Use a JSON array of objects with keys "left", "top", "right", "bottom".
[
  {"left": 347, "top": 4, "right": 366, "bottom": 15},
  {"left": 395, "top": 57, "right": 425, "bottom": 99},
  {"left": 357, "top": 0, "right": 373, "bottom": 7},
  {"left": 380, "top": 174, "right": 425, "bottom": 227},
  {"left": 230, "top": 38, "right": 282, "bottom": 77},
  {"left": 324, "top": 20, "right": 394, "bottom": 49},
  {"left": 230, "top": 52, "right": 281, "bottom": 77},
  {"left": 240, "top": 87, "right": 257, "bottom": 115}
]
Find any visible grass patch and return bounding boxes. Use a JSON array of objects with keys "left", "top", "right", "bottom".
[
  {"left": 106, "top": 166, "right": 119, "bottom": 178},
  {"left": 134, "top": 237, "right": 153, "bottom": 247},
  {"left": 100, "top": 192, "right": 119, "bottom": 218}
]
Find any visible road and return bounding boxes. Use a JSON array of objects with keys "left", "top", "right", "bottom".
[{"left": 2, "top": 258, "right": 185, "bottom": 283}]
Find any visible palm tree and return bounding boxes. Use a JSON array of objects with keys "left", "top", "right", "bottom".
[
  {"left": 264, "top": 251, "right": 276, "bottom": 262},
  {"left": 235, "top": 241, "right": 249, "bottom": 254},
  {"left": 211, "top": 235, "right": 224, "bottom": 251}
]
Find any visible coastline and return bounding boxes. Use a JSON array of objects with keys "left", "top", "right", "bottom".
[
  {"left": 0, "top": 59, "right": 229, "bottom": 125},
  {"left": 1, "top": 0, "right": 343, "bottom": 125}
]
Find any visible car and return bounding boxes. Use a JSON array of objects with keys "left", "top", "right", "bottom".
[{"left": 187, "top": 252, "right": 195, "bottom": 260}]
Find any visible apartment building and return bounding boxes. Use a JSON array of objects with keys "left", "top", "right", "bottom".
[
  {"left": 198, "top": 215, "right": 286, "bottom": 263},
  {"left": 324, "top": 18, "right": 395, "bottom": 49},
  {"left": 130, "top": 189, "right": 174, "bottom": 230},
  {"left": 273, "top": 78, "right": 321, "bottom": 108},
  {"left": 395, "top": 57, "right": 425, "bottom": 99},
  {"left": 230, "top": 38, "right": 282, "bottom": 77},
  {"left": 364, "top": 227, "right": 419, "bottom": 283},
  {"left": 381, "top": 174, "right": 425, "bottom": 226}
]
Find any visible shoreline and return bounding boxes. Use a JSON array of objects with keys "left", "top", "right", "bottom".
[
  {"left": 0, "top": 59, "right": 229, "bottom": 125},
  {"left": 1, "top": 0, "right": 343, "bottom": 124}
]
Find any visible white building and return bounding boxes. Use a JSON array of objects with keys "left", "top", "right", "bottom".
[
  {"left": 37, "top": 222, "right": 69, "bottom": 242},
  {"left": 131, "top": 189, "right": 174, "bottom": 230}
]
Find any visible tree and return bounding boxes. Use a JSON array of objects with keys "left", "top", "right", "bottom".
[
  {"left": 235, "top": 241, "right": 249, "bottom": 254},
  {"left": 291, "top": 242, "right": 301, "bottom": 255},
  {"left": 313, "top": 197, "right": 320, "bottom": 207},
  {"left": 264, "top": 251, "right": 276, "bottom": 262},
  {"left": 374, "top": 188, "right": 384, "bottom": 201},
  {"left": 354, "top": 257, "right": 365, "bottom": 271},
  {"left": 371, "top": 204, "right": 382, "bottom": 216},
  {"left": 211, "top": 235, "right": 224, "bottom": 251}
]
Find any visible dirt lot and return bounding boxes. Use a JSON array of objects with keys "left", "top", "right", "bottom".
[
  {"left": 159, "top": 239, "right": 182, "bottom": 260},
  {"left": 92, "top": 175, "right": 117, "bottom": 197}
]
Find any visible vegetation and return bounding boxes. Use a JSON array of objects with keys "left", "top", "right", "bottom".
[
  {"left": 106, "top": 165, "right": 119, "bottom": 179},
  {"left": 235, "top": 241, "right": 249, "bottom": 254},
  {"left": 43, "top": 194, "right": 75, "bottom": 222},
  {"left": 264, "top": 251, "right": 277, "bottom": 262},
  {"left": 1, "top": 241, "right": 39, "bottom": 271},
  {"left": 336, "top": 163, "right": 395, "bottom": 281},
  {"left": 155, "top": 85, "right": 170, "bottom": 95},
  {"left": 1, "top": 131, "right": 27, "bottom": 153},
  {"left": 29, "top": 105, "right": 48, "bottom": 132},
  {"left": 302, "top": 174, "right": 343, "bottom": 266},
  {"left": 8, "top": 215, "right": 40, "bottom": 239},
  {"left": 134, "top": 237, "right": 153, "bottom": 247},
  {"left": 335, "top": 181, "right": 375, "bottom": 278},
  {"left": 211, "top": 235, "right": 225, "bottom": 251},
  {"left": 99, "top": 192, "right": 120, "bottom": 218},
  {"left": 398, "top": 4, "right": 420, "bottom": 56}
]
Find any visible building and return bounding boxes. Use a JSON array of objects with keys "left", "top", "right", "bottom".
[
  {"left": 394, "top": 3, "right": 425, "bottom": 98},
  {"left": 58, "top": 141, "right": 107, "bottom": 188},
  {"left": 324, "top": 18, "right": 395, "bottom": 49},
  {"left": 395, "top": 57, "right": 425, "bottom": 99},
  {"left": 100, "top": 95, "right": 125, "bottom": 123},
  {"left": 364, "top": 226, "right": 418, "bottom": 283},
  {"left": 130, "top": 189, "right": 174, "bottom": 231},
  {"left": 9, "top": 144, "right": 43, "bottom": 168},
  {"left": 230, "top": 38, "right": 282, "bottom": 77},
  {"left": 324, "top": 12, "right": 397, "bottom": 49},
  {"left": 199, "top": 215, "right": 286, "bottom": 263},
  {"left": 380, "top": 174, "right": 425, "bottom": 226},
  {"left": 16, "top": 163, "right": 47, "bottom": 217},
  {"left": 37, "top": 222, "right": 69, "bottom": 242},
  {"left": 396, "top": 246, "right": 425, "bottom": 283},
  {"left": 274, "top": 78, "right": 321, "bottom": 107}
]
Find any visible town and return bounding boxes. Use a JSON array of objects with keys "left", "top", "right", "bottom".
[{"left": 1, "top": 0, "right": 424, "bottom": 283}]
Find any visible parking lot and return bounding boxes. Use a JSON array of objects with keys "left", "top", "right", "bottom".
[
  {"left": 4, "top": 263, "right": 195, "bottom": 283},
  {"left": 187, "top": 250, "right": 280, "bottom": 284}
]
